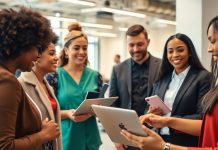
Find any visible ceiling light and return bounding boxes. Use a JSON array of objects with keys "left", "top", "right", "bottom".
[
  {"left": 58, "top": 0, "right": 96, "bottom": 7},
  {"left": 46, "top": 16, "right": 113, "bottom": 30},
  {"left": 81, "top": 7, "right": 146, "bottom": 18},
  {"left": 119, "top": 27, "right": 128, "bottom": 32},
  {"left": 81, "top": 22, "right": 113, "bottom": 29},
  {"left": 46, "top": 16, "right": 77, "bottom": 22},
  {"left": 55, "top": 12, "right": 61, "bottom": 17},
  {"left": 88, "top": 31, "right": 117, "bottom": 37},
  {"left": 156, "top": 18, "right": 176, "bottom": 26}
]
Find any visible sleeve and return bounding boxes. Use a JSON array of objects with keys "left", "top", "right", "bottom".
[
  {"left": 109, "top": 66, "right": 120, "bottom": 107},
  {"left": 45, "top": 72, "right": 58, "bottom": 96},
  {"left": 151, "top": 82, "right": 159, "bottom": 96},
  {"left": 180, "top": 72, "right": 212, "bottom": 120},
  {"left": 188, "top": 147, "right": 218, "bottom": 150},
  {"left": 0, "top": 76, "right": 42, "bottom": 150}
]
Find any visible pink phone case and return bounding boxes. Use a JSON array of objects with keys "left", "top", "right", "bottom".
[{"left": 145, "top": 95, "right": 171, "bottom": 114}]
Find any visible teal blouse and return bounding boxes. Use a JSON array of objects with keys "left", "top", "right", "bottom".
[{"left": 57, "top": 67, "right": 102, "bottom": 150}]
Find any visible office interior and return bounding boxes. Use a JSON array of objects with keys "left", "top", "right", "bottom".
[
  {"left": 1, "top": 0, "right": 217, "bottom": 80},
  {"left": 1, "top": 0, "right": 218, "bottom": 149}
]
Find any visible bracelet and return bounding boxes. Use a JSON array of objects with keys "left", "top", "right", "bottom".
[{"left": 163, "top": 143, "right": 170, "bottom": 150}]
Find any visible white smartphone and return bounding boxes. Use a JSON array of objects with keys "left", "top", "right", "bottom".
[{"left": 145, "top": 95, "right": 171, "bottom": 114}]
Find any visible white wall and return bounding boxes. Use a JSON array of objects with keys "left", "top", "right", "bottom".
[
  {"left": 99, "top": 25, "right": 175, "bottom": 80},
  {"left": 176, "top": 0, "right": 218, "bottom": 70}
]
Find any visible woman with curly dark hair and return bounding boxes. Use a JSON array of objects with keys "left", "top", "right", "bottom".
[{"left": 0, "top": 7, "right": 60, "bottom": 150}]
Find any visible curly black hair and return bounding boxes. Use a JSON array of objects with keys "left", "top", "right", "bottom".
[{"left": 0, "top": 7, "right": 55, "bottom": 61}]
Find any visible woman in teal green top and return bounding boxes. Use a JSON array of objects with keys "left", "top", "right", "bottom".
[{"left": 47, "top": 23, "right": 102, "bottom": 150}]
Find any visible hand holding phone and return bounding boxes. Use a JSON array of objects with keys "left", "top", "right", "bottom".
[{"left": 145, "top": 95, "right": 171, "bottom": 115}]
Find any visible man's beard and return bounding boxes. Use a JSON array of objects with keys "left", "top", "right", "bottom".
[{"left": 132, "top": 51, "right": 147, "bottom": 62}]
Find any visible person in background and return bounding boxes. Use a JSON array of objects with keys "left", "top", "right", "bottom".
[
  {"left": 121, "top": 16, "right": 218, "bottom": 150},
  {"left": 109, "top": 24, "right": 161, "bottom": 150},
  {"left": 18, "top": 36, "right": 62, "bottom": 150},
  {"left": 146, "top": 33, "right": 212, "bottom": 146},
  {"left": 0, "top": 7, "right": 60, "bottom": 150},
  {"left": 114, "top": 54, "right": 121, "bottom": 65},
  {"left": 46, "top": 23, "right": 102, "bottom": 150}
]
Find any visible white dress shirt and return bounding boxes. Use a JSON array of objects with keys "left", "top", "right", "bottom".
[{"left": 160, "top": 66, "right": 190, "bottom": 135}]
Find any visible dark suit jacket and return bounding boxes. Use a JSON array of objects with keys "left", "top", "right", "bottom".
[
  {"left": 0, "top": 66, "right": 43, "bottom": 150},
  {"left": 152, "top": 67, "right": 212, "bottom": 146},
  {"left": 109, "top": 54, "right": 161, "bottom": 111}
]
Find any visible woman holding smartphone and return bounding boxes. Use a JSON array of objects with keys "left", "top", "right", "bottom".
[
  {"left": 145, "top": 33, "right": 212, "bottom": 146},
  {"left": 121, "top": 15, "right": 218, "bottom": 150}
]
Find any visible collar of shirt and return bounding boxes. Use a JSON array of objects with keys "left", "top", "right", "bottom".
[
  {"left": 171, "top": 65, "right": 191, "bottom": 80},
  {"left": 131, "top": 56, "right": 150, "bottom": 67}
]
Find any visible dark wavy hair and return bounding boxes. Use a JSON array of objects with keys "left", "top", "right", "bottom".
[
  {"left": 159, "top": 33, "right": 205, "bottom": 79},
  {"left": 0, "top": 7, "right": 55, "bottom": 61},
  {"left": 126, "top": 24, "right": 148, "bottom": 39},
  {"left": 202, "top": 16, "right": 218, "bottom": 114}
]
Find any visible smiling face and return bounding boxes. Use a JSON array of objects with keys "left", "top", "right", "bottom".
[
  {"left": 167, "top": 38, "right": 190, "bottom": 74},
  {"left": 127, "top": 32, "right": 150, "bottom": 64},
  {"left": 36, "top": 43, "right": 58, "bottom": 73},
  {"left": 207, "top": 25, "right": 218, "bottom": 62},
  {"left": 65, "top": 36, "right": 88, "bottom": 66}
]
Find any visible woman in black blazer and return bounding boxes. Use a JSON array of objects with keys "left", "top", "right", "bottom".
[{"left": 148, "top": 33, "right": 212, "bottom": 146}]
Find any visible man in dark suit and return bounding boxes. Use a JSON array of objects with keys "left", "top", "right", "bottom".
[{"left": 109, "top": 24, "right": 161, "bottom": 150}]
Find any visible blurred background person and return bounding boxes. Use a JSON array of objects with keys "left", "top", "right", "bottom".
[
  {"left": 18, "top": 36, "right": 62, "bottom": 150},
  {"left": 148, "top": 33, "right": 212, "bottom": 146},
  {"left": 114, "top": 54, "right": 121, "bottom": 65},
  {"left": 0, "top": 7, "right": 60, "bottom": 150},
  {"left": 46, "top": 23, "right": 102, "bottom": 150}
]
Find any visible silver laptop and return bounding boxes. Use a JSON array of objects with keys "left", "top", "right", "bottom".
[
  {"left": 92, "top": 105, "right": 147, "bottom": 147},
  {"left": 73, "top": 97, "right": 118, "bottom": 116}
]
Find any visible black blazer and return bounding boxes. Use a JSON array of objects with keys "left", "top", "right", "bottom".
[
  {"left": 109, "top": 54, "right": 161, "bottom": 111},
  {"left": 152, "top": 67, "right": 212, "bottom": 146}
]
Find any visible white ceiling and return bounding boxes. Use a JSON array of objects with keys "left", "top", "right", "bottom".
[{"left": 0, "top": 0, "right": 176, "bottom": 32}]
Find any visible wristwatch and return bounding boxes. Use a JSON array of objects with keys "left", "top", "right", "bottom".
[{"left": 163, "top": 143, "right": 170, "bottom": 150}]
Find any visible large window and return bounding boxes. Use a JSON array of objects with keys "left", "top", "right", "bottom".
[{"left": 87, "top": 36, "right": 99, "bottom": 70}]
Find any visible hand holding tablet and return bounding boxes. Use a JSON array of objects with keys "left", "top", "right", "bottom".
[
  {"left": 92, "top": 105, "right": 147, "bottom": 147},
  {"left": 72, "top": 97, "right": 118, "bottom": 116}
]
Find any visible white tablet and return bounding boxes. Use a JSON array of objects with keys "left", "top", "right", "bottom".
[
  {"left": 145, "top": 95, "right": 171, "bottom": 114},
  {"left": 72, "top": 97, "right": 118, "bottom": 116},
  {"left": 92, "top": 105, "right": 147, "bottom": 147}
]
